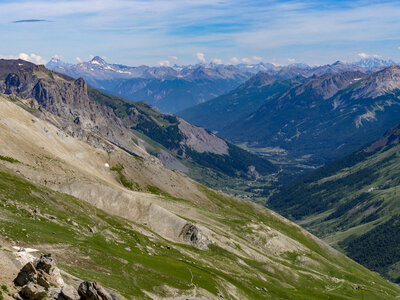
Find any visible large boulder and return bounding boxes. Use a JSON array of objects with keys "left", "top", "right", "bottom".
[
  {"left": 14, "top": 262, "right": 37, "bottom": 287},
  {"left": 20, "top": 283, "right": 47, "bottom": 300},
  {"left": 34, "top": 254, "right": 53, "bottom": 273},
  {"left": 14, "top": 254, "right": 68, "bottom": 300},
  {"left": 78, "top": 281, "right": 112, "bottom": 300},
  {"left": 34, "top": 254, "right": 65, "bottom": 287},
  {"left": 59, "top": 285, "right": 80, "bottom": 300}
]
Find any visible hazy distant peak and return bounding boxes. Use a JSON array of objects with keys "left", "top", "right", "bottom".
[
  {"left": 90, "top": 56, "right": 107, "bottom": 65},
  {"left": 351, "top": 57, "right": 395, "bottom": 69}
]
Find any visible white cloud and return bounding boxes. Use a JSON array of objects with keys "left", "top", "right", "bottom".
[
  {"left": 0, "top": 53, "right": 47, "bottom": 64},
  {"left": 252, "top": 56, "right": 263, "bottom": 62},
  {"left": 169, "top": 56, "right": 178, "bottom": 60},
  {"left": 241, "top": 57, "right": 251, "bottom": 63},
  {"left": 53, "top": 54, "right": 63, "bottom": 60},
  {"left": 196, "top": 52, "right": 206, "bottom": 63},
  {"left": 398, "top": 46, "right": 400, "bottom": 50},
  {"left": 18, "top": 53, "right": 47, "bottom": 64},
  {"left": 230, "top": 57, "right": 240, "bottom": 64},
  {"left": 357, "top": 52, "right": 381, "bottom": 59},
  {"left": 211, "top": 58, "right": 222, "bottom": 64},
  {"left": 158, "top": 60, "right": 171, "bottom": 66},
  {"left": 2, "top": 1, "right": 400, "bottom": 65},
  {"left": 288, "top": 58, "right": 296, "bottom": 63},
  {"left": 76, "top": 57, "right": 82, "bottom": 63},
  {"left": 358, "top": 52, "right": 369, "bottom": 58}
]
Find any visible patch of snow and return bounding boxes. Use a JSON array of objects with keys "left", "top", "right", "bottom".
[
  {"left": 12, "top": 247, "right": 38, "bottom": 265},
  {"left": 90, "top": 60, "right": 102, "bottom": 65},
  {"left": 116, "top": 70, "right": 132, "bottom": 74}
]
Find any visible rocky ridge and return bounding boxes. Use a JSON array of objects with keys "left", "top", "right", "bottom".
[
  {"left": 0, "top": 59, "right": 275, "bottom": 193},
  {"left": 47, "top": 56, "right": 252, "bottom": 113},
  {"left": 13, "top": 254, "right": 113, "bottom": 300},
  {"left": 218, "top": 65, "right": 400, "bottom": 166}
]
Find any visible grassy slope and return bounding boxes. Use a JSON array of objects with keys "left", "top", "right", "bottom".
[
  {"left": 269, "top": 142, "right": 400, "bottom": 282},
  {"left": 0, "top": 164, "right": 399, "bottom": 299},
  {"left": 87, "top": 87, "right": 277, "bottom": 192}
]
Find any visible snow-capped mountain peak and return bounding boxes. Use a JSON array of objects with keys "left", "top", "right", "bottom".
[{"left": 90, "top": 56, "right": 107, "bottom": 65}]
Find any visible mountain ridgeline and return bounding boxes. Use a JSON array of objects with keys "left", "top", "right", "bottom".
[
  {"left": 181, "top": 64, "right": 400, "bottom": 167},
  {"left": 47, "top": 56, "right": 395, "bottom": 115},
  {"left": 47, "top": 56, "right": 252, "bottom": 113},
  {"left": 177, "top": 73, "right": 302, "bottom": 132}
]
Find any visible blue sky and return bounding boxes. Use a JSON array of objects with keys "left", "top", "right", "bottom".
[{"left": 0, "top": 0, "right": 400, "bottom": 66}]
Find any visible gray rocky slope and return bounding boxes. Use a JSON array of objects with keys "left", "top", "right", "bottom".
[{"left": 0, "top": 59, "right": 276, "bottom": 193}]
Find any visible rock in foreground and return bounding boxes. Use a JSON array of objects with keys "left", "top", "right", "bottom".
[{"left": 13, "top": 254, "right": 113, "bottom": 300}]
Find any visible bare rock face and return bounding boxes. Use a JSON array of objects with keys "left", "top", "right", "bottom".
[
  {"left": 20, "top": 283, "right": 47, "bottom": 300},
  {"left": 279, "top": 71, "right": 367, "bottom": 102},
  {"left": 0, "top": 63, "right": 142, "bottom": 158},
  {"left": 178, "top": 119, "right": 228, "bottom": 155},
  {"left": 180, "top": 223, "right": 211, "bottom": 250},
  {"left": 34, "top": 254, "right": 65, "bottom": 287},
  {"left": 14, "top": 262, "right": 37, "bottom": 287},
  {"left": 78, "top": 281, "right": 112, "bottom": 300},
  {"left": 59, "top": 285, "right": 80, "bottom": 300},
  {"left": 351, "top": 65, "right": 400, "bottom": 99}
]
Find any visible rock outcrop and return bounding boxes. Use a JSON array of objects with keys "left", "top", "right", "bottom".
[
  {"left": 78, "top": 282, "right": 112, "bottom": 300},
  {"left": 180, "top": 223, "right": 211, "bottom": 250},
  {"left": 13, "top": 254, "right": 112, "bottom": 300},
  {"left": 14, "top": 254, "right": 64, "bottom": 288}
]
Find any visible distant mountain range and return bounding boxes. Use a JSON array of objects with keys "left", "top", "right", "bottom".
[
  {"left": 47, "top": 56, "right": 396, "bottom": 113},
  {"left": 180, "top": 63, "right": 400, "bottom": 167},
  {"left": 46, "top": 56, "right": 252, "bottom": 113},
  {"left": 178, "top": 73, "right": 302, "bottom": 133}
]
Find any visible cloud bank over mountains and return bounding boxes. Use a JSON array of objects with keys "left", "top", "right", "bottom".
[
  {"left": 1, "top": 0, "right": 400, "bottom": 65},
  {"left": 0, "top": 52, "right": 47, "bottom": 64}
]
